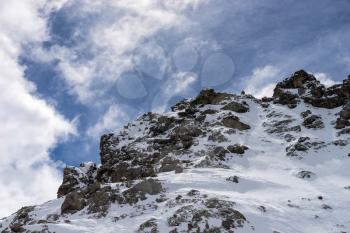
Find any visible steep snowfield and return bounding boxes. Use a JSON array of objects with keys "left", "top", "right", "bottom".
[{"left": 1, "top": 71, "right": 350, "bottom": 233}]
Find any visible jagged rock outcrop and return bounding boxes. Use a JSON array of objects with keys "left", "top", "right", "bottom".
[
  {"left": 1, "top": 70, "right": 350, "bottom": 233},
  {"left": 273, "top": 70, "right": 350, "bottom": 109}
]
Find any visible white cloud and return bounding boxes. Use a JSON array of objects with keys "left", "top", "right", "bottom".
[
  {"left": 244, "top": 65, "right": 281, "bottom": 98},
  {"left": 34, "top": 0, "right": 202, "bottom": 105},
  {"left": 87, "top": 104, "right": 140, "bottom": 138},
  {"left": 313, "top": 73, "right": 338, "bottom": 87},
  {"left": 0, "top": 0, "right": 74, "bottom": 217}
]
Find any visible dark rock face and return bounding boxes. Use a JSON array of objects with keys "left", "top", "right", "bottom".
[
  {"left": 227, "top": 144, "right": 249, "bottom": 154},
  {"left": 1, "top": 206, "right": 35, "bottom": 233},
  {"left": 87, "top": 186, "right": 113, "bottom": 216},
  {"left": 221, "top": 101, "right": 249, "bottom": 113},
  {"left": 338, "top": 127, "right": 350, "bottom": 135},
  {"left": 286, "top": 137, "right": 325, "bottom": 157},
  {"left": 137, "top": 218, "right": 158, "bottom": 233},
  {"left": 222, "top": 116, "right": 250, "bottom": 130},
  {"left": 340, "top": 103, "right": 350, "bottom": 119},
  {"left": 121, "top": 179, "right": 163, "bottom": 205},
  {"left": 297, "top": 170, "right": 315, "bottom": 179},
  {"left": 159, "top": 157, "right": 183, "bottom": 173},
  {"left": 273, "top": 70, "right": 350, "bottom": 109},
  {"left": 264, "top": 119, "right": 301, "bottom": 134},
  {"left": 57, "top": 163, "right": 97, "bottom": 198},
  {"left": 167, "top": 198, "right": 245, "bottom": 232},
  {"left": 336, "top": 102, "right": 350, "bottom": 129},
  {"left": 208, "top": 130, "right": 228, "bottom": 142},
  {"left": 99, "top": 162, "right": 157, "bottom": 183},
  {"left": 275, "top": 70, "right": 317, "bottom": 89},
  {"left": 61, "top": 191, "right": 86, "bottom": 214},
  {"left": 190, "top": 89, "right": 233, "bottom": 106},
  {"left": 302, "top": 115, "right": 324, "bottom": 129},
  {"left": 129, "top": 179, "right": 163, "bottom": 195}
]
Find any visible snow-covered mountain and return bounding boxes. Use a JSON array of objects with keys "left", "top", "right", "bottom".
[{"left": 1, "top": 70, "right": 350, "bottom": 233}]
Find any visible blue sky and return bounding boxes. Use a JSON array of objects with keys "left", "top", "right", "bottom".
[
  {"left": 24, "top": 0, "right": 350, "bottom": 165},
  {"left": 1, "top": 0, "right": 350, "bottom": 216}
]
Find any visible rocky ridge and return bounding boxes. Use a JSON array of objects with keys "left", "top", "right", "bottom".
[{"left": 1, "top": 70, "right": 350, "bottom": 233}]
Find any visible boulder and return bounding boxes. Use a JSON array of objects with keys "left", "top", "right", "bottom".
[
  {"left": 221, "top": 101, "right": 249, "bottom": 113},
  {"left": 227, "top": 145, "right": 248, "bottom": 154},
  {"left": 222, "top": 116, "right": 250, "bottom": 130},
  {"left": 302, "top": 115, "right": 324, "bottom": 129},
  {"left": 159, "top": 157, "right": 183, "bottom": 173},
  {"left": 191, "top": 89, "right": 233, "bottom": 106},
  {"left": 131, "top": 179, "right": 163, "bottom": 195},
  {"left": 61, "top": 191, "right": 86, "bottom": 214},
  {"left": 57, "top": 163, "right": 97, "bottom": 198}
]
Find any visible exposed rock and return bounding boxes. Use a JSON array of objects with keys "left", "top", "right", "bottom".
[
  {"left": 340, "top": 103, "right": 350, "bottom": 119},
  {"left": 100, "top": 133, "right": 120, "bottom": 165},
  {"left": 264, "top": 119, "right": 301, "bottom": 134},
  {"left": 338, "top": 127, "right": 350, "bottom": 135},
  {"left": 167, "top": 200, "right": 245, "bottom": 232},
  {"left": 227, "top": 144, "right": 248, "bottom": 154},
  {"left": 159, "top": 157, "right": 183, "bottom": 173},
  {"left": 286, "top": 137, "right": 325, "bottom": 157},
  {"left": 297, "top": 170, "right": 315, "bottom": 179},
  {"left": 150, "top": 115, "right": 177, "bottom": 136},
  {"left": 87, "top": 186, "right": 113, "bottom": 216},
  {"left": 303, "top": 115, "right": 324, "bottom": 129},
  {"left": 209, "top": 146, "right": 229, "bottom": 161},
  {"left": 222, "top": 116, "right": 250, "bottom": 130},
  {"left": 129, "top": 179, "right": 163, "bottom": 195},
  {"left": 137, "top": 218, "right": 158, "bottom": 233},
  {"left": 201, "top": 109, "right": 219, "bottom": 115},
  {"left": 121, "top": 179, "right": 163, "bottom": 205},
  {"left": 335, "top": 117, "right": 350, "bottom": 129},
  {"left": 98, "top": 162, "right": 157, "bottom": 183},
  {"left": 221, "top": 101, "right": 249, "bottom": 113},
  {"left": 190, "top": 89, "right": 233, "bottom": 106},
  {"left": 57, "top": 162, "right": 97, "bottom": 197},
  {"left": 61, "top": 191, "right": 86, "bottom": 214},
  {"left": 335, "top": 102, "right": 350, "bottom": 129},
  {"left": 273, "top": 70, "right": 349, "bottom": 109},
  {"left": 4, "top": 70, "right": 350, "bottom": 233},
  {"left": 1, "top": 206, "right": 35, "bottom": 233},
  {"left": 208, "top": 130, "right": 228, "bottom": 142},
  {"left": 300, "top": 110, "right": 312, "bottom": 118},
  {"left": 226, "top": 176, "right": 239, "bottom": 183}
]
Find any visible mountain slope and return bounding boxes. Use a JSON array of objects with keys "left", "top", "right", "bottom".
[{"left": 1, "top": 70, "right": 350, "bottom": 233}]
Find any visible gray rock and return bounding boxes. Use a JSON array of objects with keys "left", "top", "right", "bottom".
[
  {"left": 222, "top": 116, "right": 250, "bottom": 130},
  {"left": 221, "top": 101, "right": 249, "bottom": 113},
  {"left": 61, "top": 191, "right": 86, "bottom": 214},
  {"left": 131, "top": 179, "right": 163, "bottom": 195},
  {"left": 227, "top": 145, "right": 248, "bottom": 155}
]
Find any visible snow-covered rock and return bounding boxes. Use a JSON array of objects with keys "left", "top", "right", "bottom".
[{"left": 1, "top": 70, "right": 350, "bottom": 233}]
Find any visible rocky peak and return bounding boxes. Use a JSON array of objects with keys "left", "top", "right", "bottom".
[
  {"left": 274, "top": 69, "right": 318, "bottom": 89},
  {"left": 1, "top": 70, "right": 350, "bottom": 233},
  {"left": 273, "top": 70, "right": 349, "bottom": 109}
]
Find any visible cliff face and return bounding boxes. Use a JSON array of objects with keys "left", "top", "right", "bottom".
[{"left": 1, "top": 70, "right": 350, "bottom": 233}]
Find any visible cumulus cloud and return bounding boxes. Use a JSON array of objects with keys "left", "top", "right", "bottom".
[
  {"left": 313, "top": 73, "right": 338, "bottom": 87},
  {"left": 0, "top": 0, "right": 74, "bottom": 217},
  {"left": 244, "top": 65, "right": 281, "bottom": 98}
]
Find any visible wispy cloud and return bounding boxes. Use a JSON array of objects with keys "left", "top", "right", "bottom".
[{"left": 0, "top": 0, "right": 74, "bottom": 217}]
